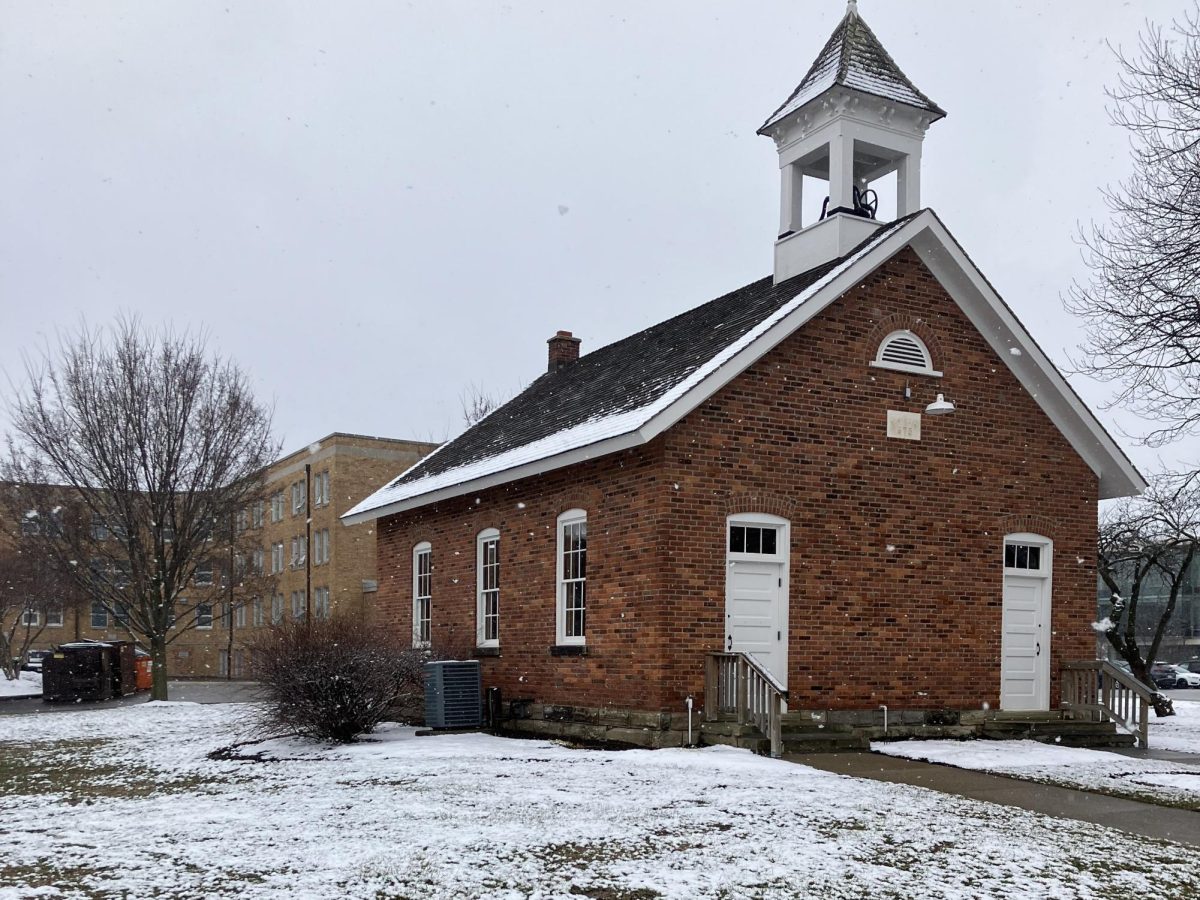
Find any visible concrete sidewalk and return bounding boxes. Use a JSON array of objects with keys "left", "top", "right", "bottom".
[{"left": 789, "top": 751, "right": 1200, "bottom": 848}]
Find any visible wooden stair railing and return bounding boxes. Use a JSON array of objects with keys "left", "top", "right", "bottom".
[
  {"left": 705, "top": 651, "right": 788, "bottom": 758},
  {"left": 1061, "top": 660, "right": 1152, "bottom": 748}
]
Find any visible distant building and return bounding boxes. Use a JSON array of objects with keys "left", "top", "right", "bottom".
[
  {"left": 9, "top": 433, "right": 436, "bottom": 677},
  {"left": 1097, "top": 556, "right": 1200, "bottom": 664}
]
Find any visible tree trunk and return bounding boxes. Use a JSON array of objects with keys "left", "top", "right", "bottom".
[{"left": 150, "top": 635, "right": 169, "bottom": 701}]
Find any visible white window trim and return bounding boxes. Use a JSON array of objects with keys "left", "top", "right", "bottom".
[
  {"left": 556, "top": 509, "right": 587, "bottom": 646},
  {"left": 1003, "top": 533, "right": 1053, "bottom": 577},
  {"left": 20, "top": 607, "right": 40, "bottom": 627},
  {"left": 476, "top": 528, "right": 500, "bottom": 648},
  {"left": 869, "top": 330, "right": 943, "bottom": 377},
  {"left": 413, "top": 542, "right": 432, "bottom": 649},
  {"left": 46, "top": 607, "right": 64, "bottom": 628},
  {"left": 194, "top": 602, "right": 213, "bottom": 630}
]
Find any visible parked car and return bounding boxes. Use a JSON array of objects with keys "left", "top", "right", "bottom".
[
  {"left": 1150, "top": 663, "right": 1200, "bottom": 689},
  {"left": 1183, "top": 659, "right": 1200, "bottom": 675},
  {"left": 20, "top": 649, "right": 53, "bottom": 673}
]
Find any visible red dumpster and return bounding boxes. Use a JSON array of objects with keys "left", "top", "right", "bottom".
[{"left": 134, "top": 652, "right": 153, "bottom": 691}]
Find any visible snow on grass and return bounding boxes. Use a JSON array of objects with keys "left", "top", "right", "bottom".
[
  {"left": 874, "top": 732, "right": 1200, "bottom": 811},
  {"left": 0, "top": 672, "right": 41, "bottom": 699},
  {"left": 1153, "top": 699, "right": 1200, "bottom": 754},
  {"left": 2, "top": 704, "right": 1200, "bottom": 899}
]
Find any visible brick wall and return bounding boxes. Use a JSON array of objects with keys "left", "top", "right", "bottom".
[{"left": 374, "top": 247, "right": 1099, "bottom": 714}]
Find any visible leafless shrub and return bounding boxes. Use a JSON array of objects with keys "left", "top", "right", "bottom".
[{"left": 249, "top": 616, "right": 428, "bottom": 742}]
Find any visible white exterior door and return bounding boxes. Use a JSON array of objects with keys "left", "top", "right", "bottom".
[
  {"left": 1000, "top": 535, "right": 1052, "bottom": 711},
  {"left": 725, "top": 516, "right": 789, "bottom": 688}
]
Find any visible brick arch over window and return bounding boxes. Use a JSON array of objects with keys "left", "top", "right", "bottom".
[
  {"left": 723, "top": 492, "right": 797, "bottom": 520},
  {"left": 998, "top": 514, "right": 1059, "bottom": 540},
  {"left": 866, "top": 315, "right": 945, "bottom": 374}
]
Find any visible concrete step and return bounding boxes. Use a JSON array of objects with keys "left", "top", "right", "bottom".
[{"left": 782, "top": 731, "right": 870, "bottom": 753}]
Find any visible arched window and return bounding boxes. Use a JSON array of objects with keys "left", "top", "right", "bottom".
[
  {"left": 412, "top": 541, "right": 432, "bottom": 648},
  {"left": 476, "top": 528, "right": 500, "bottom": 648},
  {"left": 556, "top": 510, "right": 587, "bottom": 646},
  {"left": 871, "top": 330, "right": 941, "bottom": 376}
]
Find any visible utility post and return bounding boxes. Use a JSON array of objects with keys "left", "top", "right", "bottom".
[
  {"left": 305, "top": 462, "right": 312, "bottom": 625},
  {"left": 226, "top": 509, "right": 235, "bottom": 680}
]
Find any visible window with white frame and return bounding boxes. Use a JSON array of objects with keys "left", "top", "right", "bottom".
[
  {"left": 20, "top": 606, "right": 39, "bottom": 627},
  {"left": 90, "top": 600, "right": 108, "bottom": 629},
  {"left": 313, "top": 471, "right": 331, "bottom": 507},
  {"left": 234, "top": 601, "right": 247, "bottom": 628},
  {"left": 252, "top": 596, "right": 264, "bottom": 627},
  {"left": 413, "top": 542, "right": 432, "bottom": 647},
  {"left": 314, "top": 586, "right": 330, "bottom": 620},
  {"left": 476, "top": 529, "right": 500, "bottom": 646},
  {"left": 271, "top": 492, "right": 285, "bottom": 523},
  {"left": 271, "top": 593, "right": 284, "bottom": 625},
  {"left": 219, "top": 650, "right": 229, "bottom": 677},
  {"left": 46, "top": 607, "right": 64, "bottom": 628},
  {"left": 290, "top": 536, "right": 307, "bottom": 569},
  {"left": 252, "top": 548, "right": 264, "bottom": 576},
  {"left": 1004, "top": 541, "right": 1047, "bottom": 572},
  {"left": 556, "top": 510, "right": 587, "bottom": 645},
  {"left": 291, "top": 480, "right": 306, "bottom": 516},
  {"left": 314, "top": 528, "right": 330, "bottom": 565},
  {"left": 252, "top": 499, "right": 265, "bottom": 529},
  {"left": 291, "top": 590, "right": 305, "bottom": 620},
  {"left": 194, "top": 560, "right": 214, "bottom": 586},
  {"left": 870, "top": 330, "right": 941, "bottom": 377},
  {"left": 271, "top": 542, "right": 285, "bottom": 574},
  {"left": 195, "top": 603, "right": 213, "bottom": 629},
  {"left": 21, "top": 512, "right": 40, "bottom": 536}
]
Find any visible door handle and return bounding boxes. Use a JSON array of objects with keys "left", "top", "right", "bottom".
[
  {"left": 726, "top": 634, "right": 732, "bottom": 651},
  {"left": 1036, "top": 642, "right": 1041, "bottom": 657}
]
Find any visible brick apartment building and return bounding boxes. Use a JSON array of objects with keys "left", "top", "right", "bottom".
[
  {"left": 342, "top": 6, "right": 1145, "bottom": 741},
  {"left": 8, "top": 433, "right": 435, "bottom": 677}
]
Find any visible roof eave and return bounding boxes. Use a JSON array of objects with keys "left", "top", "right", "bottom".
[{"left": 757, "top": 85, "right": 946, "bottom": 136}]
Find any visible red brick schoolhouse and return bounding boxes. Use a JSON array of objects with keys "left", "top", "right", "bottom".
[{"left": 344, "top": 5, "right": 1145, "bottom": 749}]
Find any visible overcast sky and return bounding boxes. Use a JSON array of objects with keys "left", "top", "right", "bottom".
[{"left": 1, "top": 1, "right": 1194, "bottom": 475}]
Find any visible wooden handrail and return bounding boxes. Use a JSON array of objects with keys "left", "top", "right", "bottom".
[
  {"left": 1061, "top": 659, "right": 1152, "bottom": 748},
  {"left": 704, "top": 651, "right": 788, "bottom": 758}
]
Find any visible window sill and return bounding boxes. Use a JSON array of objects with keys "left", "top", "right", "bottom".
[
  {"left": 473, "top": 646, "right": 501, "bottom": 658},
  {"left": 550, "top": 644, "right": 587, "bottom": 657}
]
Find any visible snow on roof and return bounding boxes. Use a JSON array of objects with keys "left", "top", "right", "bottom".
[
  {"left": 759, "top": 3, "right": 945, "bottom": 134},
  {"left": 344, "top": 217, "right": 914, "bottom": 522}
]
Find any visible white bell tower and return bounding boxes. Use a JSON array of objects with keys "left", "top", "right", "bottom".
[{"left": 759, "top": 1, "right": 945, "bottom": 283}]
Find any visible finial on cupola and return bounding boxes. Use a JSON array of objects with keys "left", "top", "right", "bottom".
[{"left": 759, "top": 2, "right": 946, "bottom": 282}]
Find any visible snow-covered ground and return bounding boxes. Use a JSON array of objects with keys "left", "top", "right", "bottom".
[
  {"left": 2, "top": 703, "right": 1199, "bottom": 899},
  {"left": 874, "top": 701, "right": 1200, "bottom": 811},
  {"left": 0, "top": 671, "right": 41, "bottom": 699}
]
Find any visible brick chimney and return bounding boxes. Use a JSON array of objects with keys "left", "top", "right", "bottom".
[{"left": 547, "top": 330, "right": 582, "bottom": 373}]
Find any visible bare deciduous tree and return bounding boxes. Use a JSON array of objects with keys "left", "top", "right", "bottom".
[
  {"left": 3, "top": 319, "right": 277, "bottom": 699},
  {"left": 459, "top": 382, "right": 502, "bottom": 427},
  {"left": 1067, "top": 5, "right": 1200, "bottom": 445},
  {"left": 0, "top": 510, "right": 86, "bottom": 681},
  {"left": 1096, "top": 475, "right": 1200, "bottom": 715}
]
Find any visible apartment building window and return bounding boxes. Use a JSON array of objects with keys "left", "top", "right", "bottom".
[
  {"left": 314, "top": 529, "right": 330, "bottom": 565},
  {"left": 46, "top": 607, "right": 64, "bottom": 628},
  {"left": 291, "top": 480, "right": 306, "bottom": 516},
  {"left": 313, "top": 471, "right": 331, "bottom": 507},
  {"left": 234, "top": 601, "right": 247, "bottom": 629},
  {"left": 271, "top": 492, "right": 285, "bottom": 523},
  {"left": 236, "top": 509, "right": 249, "bottom": 534},
  {"left": 252, "top": 596, "right": 264, "bottom": 627},
  {"left": 252, "top": 500, "right": 265, "bottom": 529},
  {"left": 160, "top": 522, "right": 174, "bottom": 543},
  {"left": 219, "top": 650, "right": 229, "bottom": 678},
  {"left": 20, "top": 606, "right": 40, "bottom": 627},
  {"left": 271, "top": 593, "right": 284, "bottom": 625},
  {"left": 91, "top": 514, "right": 109, "bottom": 542},
  {"left": 21, "top": 512, "right": 40, "bottom": 536},
  {"left": 271, "top": 542, "right": 285, "bottom": 574},
  {"left": 413, "top": 542, "right": 432, "bottom": 648},
  {"left": 290, "top": 536, "right": 307, "bottom": 569},
  {"left": 233, "top": 649, "right": 245, "bottom": 677},
  {"left": 196, "top": 603, "right": 213, "bottom": 629},
  {"left": 291, "top": 590, "right": 305, "bottom": 620},
  {"left": 252, "top": 548, "right": 265, "bottom": 576},
  {"left": 90, "top": 600, "right": 108, "bottom": 629},
  {"left": 314, "top": 586, "right": 330, "bottom": 620},
  {"left": 556, "top": 510, "right": 587, "bottom": 645},
  {"left": 477, "top": 529, "right": 500, "bottom": 647},
  {"left": 194, "top": 560, "right": 214, "bottom": 586}
]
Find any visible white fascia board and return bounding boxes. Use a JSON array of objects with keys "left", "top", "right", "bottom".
[
  {"left": 907, "top": 217, "right": 1146, "bottom": 500},
  {"left": 340, "top": 430, "right": 645, "bottom": 525}
]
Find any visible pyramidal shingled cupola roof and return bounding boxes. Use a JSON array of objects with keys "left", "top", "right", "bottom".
[{"left": 758, "top": 0, "right": 945, "bottom": 135}]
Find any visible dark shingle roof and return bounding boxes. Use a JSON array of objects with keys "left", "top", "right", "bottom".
[
  {"left": 385, "top": 217, "right": 916, "bottom": 493},
  {"left": 759, "top": 3, "right": 945, "bottom": 134}
]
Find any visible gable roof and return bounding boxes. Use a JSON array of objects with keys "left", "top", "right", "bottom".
[
  {"left": 758, "top": 2, "right": 945, "bottom": 135},
  {"left": 343, "top": 210, "right": 1145, "bottom": 525}
]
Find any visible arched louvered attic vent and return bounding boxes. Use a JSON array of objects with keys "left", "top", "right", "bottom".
[{"left": 870, "top": 331, "right": 942, "bottom": 376}]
